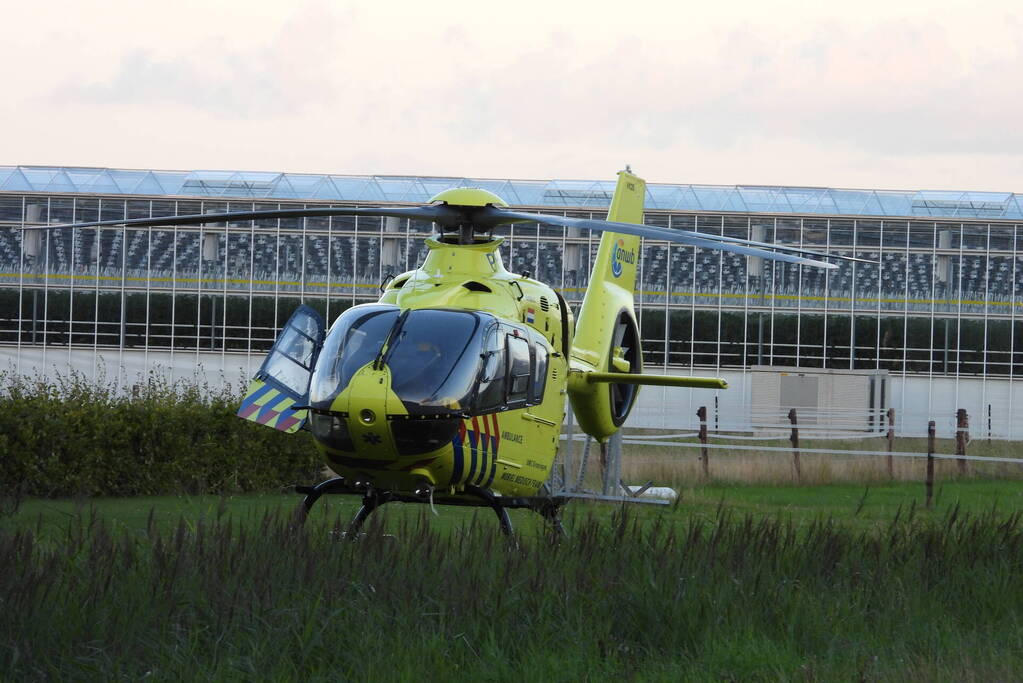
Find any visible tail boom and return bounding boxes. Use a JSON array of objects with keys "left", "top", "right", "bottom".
[{"left": 577, "top": 372, "right": 728, "bottom": 390}]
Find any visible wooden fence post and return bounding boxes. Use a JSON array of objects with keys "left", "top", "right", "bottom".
[
  {"left": 696, "top": 406, "right": 709, "bottom": 478},
  {"left": 926, "top": 420, "right": 936, "bottom": 509},
  {"left": 788, "top": 408, "right": 801, "bottom": 482},
  {"left": 886, "top": 407, "right": 895, "bottom": 478},
  {"left": 956, "top": 408, "right": 969, "bottom": 475}
]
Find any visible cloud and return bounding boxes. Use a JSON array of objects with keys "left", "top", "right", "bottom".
[
  {"left": 9, "top": 1, "right": 1023, "bottom": 192},
  {"left": 414, "top": 18, "right": 1023, "bottom": 164},
  {"left": 52, "top": 2, "right": 347, "bottom": 118}
]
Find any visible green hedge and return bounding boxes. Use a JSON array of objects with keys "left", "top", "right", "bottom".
[{"left": 0, "top": 372, "right": 321, "bottom": 498}]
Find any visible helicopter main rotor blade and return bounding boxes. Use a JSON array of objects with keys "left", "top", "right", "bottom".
[
  {"left": 482, "top": 207, "right": 872, "bottom": 266},
  {"left": 677, "top": 231, "right": 876, "bottom": 265},
  {"left": 482, "top": 208, "right": 842, "bottom": 269},
  {"left": 18, "top": 205, "right": 464, "bottom": 231},
  {"left": 19, "top": 197, "right": 869, "bottom": 270}
]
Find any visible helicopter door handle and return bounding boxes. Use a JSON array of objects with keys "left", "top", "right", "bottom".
[{"left": 511, "top": 281, "right": 524, "bottom": 300}]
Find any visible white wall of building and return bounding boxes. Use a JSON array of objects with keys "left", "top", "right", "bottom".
[
  {"left": 4, "top": 346, "right": 1022, "bottom": 440},
  {"left": 1, "top": 346, "right": 258, "bottom": 395},
  {"left": 630, "top": 367, "right": 1022, "bottom": 439}
]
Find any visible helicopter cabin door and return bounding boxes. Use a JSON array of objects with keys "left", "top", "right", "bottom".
[
  {"left": 484, "top": 325, "right": 557, "bottom": 493},
  {"left": 236, "top": 305, "right": 325, "bottom": 433}
]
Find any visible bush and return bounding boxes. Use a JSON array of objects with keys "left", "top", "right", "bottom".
[{"left": 0, "top": 371, "right": 321, "bottom": 497}]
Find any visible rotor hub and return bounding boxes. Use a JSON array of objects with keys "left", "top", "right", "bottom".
[{"left": 428, "top": 187, "right": 509, "bottom": 208}]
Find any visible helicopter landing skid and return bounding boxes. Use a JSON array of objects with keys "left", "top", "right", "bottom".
[
  {"left": 292, "top": 478, "right": 667, "bottom": 536},
  {"left": 292, "top": 478, "right": 575, "bottom": 536}
]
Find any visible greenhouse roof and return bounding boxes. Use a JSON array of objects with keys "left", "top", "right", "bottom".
[{"left": 1, "top": 165, "right": 1021, "bottom": 220}]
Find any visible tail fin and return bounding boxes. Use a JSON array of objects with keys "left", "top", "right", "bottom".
[
  {"left": 567, "top": 170, "right": 728, "bottom": 441},
  {"left": 567, "top": 170, "right": 646, "bottom": 441}
]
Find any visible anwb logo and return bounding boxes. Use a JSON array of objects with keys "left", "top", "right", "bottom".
[{"left": 611, "top": 238, "right": 635, "bottom": 278}]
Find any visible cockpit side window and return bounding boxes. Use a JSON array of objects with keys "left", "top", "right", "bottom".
[
  {"left": 506, "top": 335, "right": 532, "bottom": 405},
  {"left": 475, "top": 328, "right": 507, "bottom": 413},
  {"left": 531, "top": 343, "right": 549, "bottom": 404}
]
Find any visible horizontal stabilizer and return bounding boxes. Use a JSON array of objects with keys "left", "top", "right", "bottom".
[{"left": 583, "top": 372, "right": 727, "bottom": 389}]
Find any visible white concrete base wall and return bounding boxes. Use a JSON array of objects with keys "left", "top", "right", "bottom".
[
  {"left": 1, "top": 346, "right": 258, "bottom": 394},
  {"left": 629, "top": 368, "right": 1023, "bottom": 439}
]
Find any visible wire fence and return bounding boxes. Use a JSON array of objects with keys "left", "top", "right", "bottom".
[
  {"left": 563, "top": 436, "right": 1023, "bottom": 466},
  {"left": 560, "top": 406, "right": 1021, "bottom": 504}
]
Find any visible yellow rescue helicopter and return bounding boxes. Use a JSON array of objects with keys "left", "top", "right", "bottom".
[{"left": 34, "top": 169, "right": 862, "bottom": 533}]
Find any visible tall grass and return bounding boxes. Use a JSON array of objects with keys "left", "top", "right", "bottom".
[{"left": 3, "top": 504, "right": 1023, "bottom": 679}]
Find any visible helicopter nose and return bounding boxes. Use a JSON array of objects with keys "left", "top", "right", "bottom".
[
  {"left": 311, "top": 361, "right": 439, "bottom": 493},
  {"left": 341, "top": 363, "right": 401, "bottom": 455},
  {"left": 308, "top": 410, "right": 355, "bottom": 452},
  {"left": 309, "top": 361, "right": 397, "bottom": 457}
]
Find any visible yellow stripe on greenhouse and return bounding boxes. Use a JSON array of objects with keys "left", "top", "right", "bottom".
[{"left": 3, "top": 272, "right": 1019, "bottom": 309}]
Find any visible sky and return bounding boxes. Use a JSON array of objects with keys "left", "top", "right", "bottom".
[{"left": 2, "top": 0, "right": 1022, "bottom": 193}]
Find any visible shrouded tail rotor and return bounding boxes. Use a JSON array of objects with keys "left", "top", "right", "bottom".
[{"left": 608, "top": 310, "right": 641, "bottom": 426}]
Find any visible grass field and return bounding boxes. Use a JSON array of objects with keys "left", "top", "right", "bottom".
[
  {"left": 4, "top": 480, "right": 1023, "bottom": 680},
  {"left": 7, "top": 477, "right": 1023, "bottom": 537}
]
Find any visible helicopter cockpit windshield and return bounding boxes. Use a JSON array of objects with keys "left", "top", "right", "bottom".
[
  {"left": 309, "top": 304, "right": 396, "bottom": 406},
  {"left": 384, "top": 309, "right": 489, "bottom": 415},
  {"left": 309, "top": 304, "right": 493, "bottom": 416}
]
